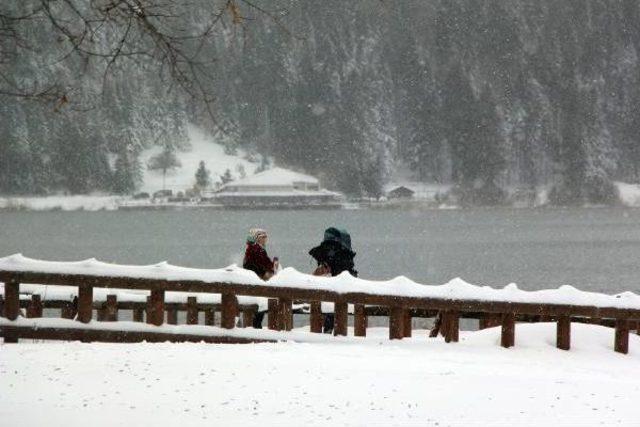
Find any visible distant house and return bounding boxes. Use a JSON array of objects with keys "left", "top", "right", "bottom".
[
  {"left": 209, "top": 167, "right": 342, "bottom": 208},
  {"left": 387, "top": 186, "right": 415, "bottom": 200}
]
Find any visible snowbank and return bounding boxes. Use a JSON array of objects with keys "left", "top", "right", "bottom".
[
  {"left": 2, "top": 254, "right": 640, "bottom": 311},
  {"left": 1, "top": 323, "right": 638, "bottom": 426},
  {"left": 0, "top": 195, "right": 122, "bottom": 211},
  {"left": 616, "top": 182, "right": 640, "bottom": 207}
]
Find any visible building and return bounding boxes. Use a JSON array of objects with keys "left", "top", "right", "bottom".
[
  {"left": 209, "top": 167, "right": 343, "bottom": 208},
  {"left": 387, "top": 186, "right": 415, "bottom": 200}
]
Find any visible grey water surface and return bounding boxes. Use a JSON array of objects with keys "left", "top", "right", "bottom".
[{"left": 1, "top": 207, "right": 640, "bottom": 294}]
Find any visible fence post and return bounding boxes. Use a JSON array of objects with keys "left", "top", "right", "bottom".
[
  {"left": 242, "top": 308, "right": 256, "bottom": 328},
  {"left": 615, "top": 319, "right": 629, "bottom": 354},
  {"left": 267, "top": 298, "right": 278, "bottom": 330},
  {"left": 354, "top": 304, "right": 367, "bottom": 337},
  {"left": 556, "top": 315, "right": 571, "bottom": 350},
  {"left": 26, "top": 294, "right": 43, "bottom": 318},
  {"left": 77, "top": 286, "right": 93, "bottom": 323},
  {"left": 403, "top": 309, "right": 413, "bottom": 338},
  {"left": 501, "top": 313, "right": 515, "bottom": 348},
  {"left": 146, "top": 290, "right": 165, "bottom": 326},
  {"left": 3, "top": 280, "right": 20, "bottom": 343},
  {"left": 277, "top": 298, "right": 293, "bottom": 331},
  {"left": 3, "top": 280, "right": 20, "bottom": 321},
  {"left": 443, "top": 310, "right": 459, "bottom": 343},
  {"left": 167, "top": 306, "right": 178, "bottom": 325},
  {"left": 310, "top": 301, "right": 323, "bottom": 333},
  {"left": 105, "top": 294, "right": 118, "bottom": 321},
  {"left": 133, "top": 307, "right": 144, "bottom": 322},
  {"left": 205, "top": 308, "right": 215, "bottom": 326},
  {"left": 221, "top": 293, "right": 238, "bottom": 329},
  {"left": 389, "top": 306, "right": 405, "bottom": 340},
  {"left": 186, "top": 297, "right": 198, "bottom": 325},
  {"left": 334, "top": 299, "right": 348, "bottom": 337}
]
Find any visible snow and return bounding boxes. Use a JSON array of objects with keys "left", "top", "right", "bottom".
[
  {"left": 140, "top": 125, "right": 257, "bottom": 194},
  {"left": 615, "top": 182, "right": 640, "bottom": 207},
  {"left": 6, "top": 284, "right": 270, "bottom": 311},
  {"left": 0, "top": 195, "right": 122, "bottom": 211},
  {"left": 2, "top": 254, "right": 640, "bottom": 311},
  {"left": 222, "top": 167, "right": 319, "bottom": 188},
  {"left": 1, "top": 323, "right": 638, "bottom": 426}
]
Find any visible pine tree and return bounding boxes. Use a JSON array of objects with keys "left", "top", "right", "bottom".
[
  {"left": 147, "top": 144, "right": 181, "bottom": 191},
  {"left": 195, "top": 161, "right": 211, "bottom": 189},
  {"left": 220, "top": 169, "right": 233, "bottom": 185}
]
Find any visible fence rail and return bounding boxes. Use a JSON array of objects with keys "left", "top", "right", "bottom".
[{"left": 1, "top": 269, "right": 639, "bottom": 353}]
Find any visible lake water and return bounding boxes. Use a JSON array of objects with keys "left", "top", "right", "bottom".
[{"left": 1, "top": 208, "right": 640, "bottom": 294}]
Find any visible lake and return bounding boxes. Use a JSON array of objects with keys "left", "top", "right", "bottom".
[{"left": 1, "top": 208, "right": 640, "bottom": 294}]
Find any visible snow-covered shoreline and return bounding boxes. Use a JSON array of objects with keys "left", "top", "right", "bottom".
[{"left": 2, "top": 181, "right": 640, "bottom": 211}]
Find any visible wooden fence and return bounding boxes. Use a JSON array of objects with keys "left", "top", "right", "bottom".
[{"left": 1, "top": 270, "right": 639, "bottom": 353}]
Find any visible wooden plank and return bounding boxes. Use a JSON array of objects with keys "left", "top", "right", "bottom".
[
  {"left": 615, "top": 319, "right": 629, "bottom": 354},
  {"left": 389, "top": 306, "right": 405, "bottom": 340},
  {"left": 186, "top": 296, "right": 198, "bottom": 325},
  {"left": 26, "top": 294, "right": 43, "bottom": 318},
  {"left": 0, "top": 324, "right": 276, "bottom": 344},
  {"left": 105, "top": 294, "right": 118, "bottom": 322},
  {"left": 334, "top": 300, "right": 348, "bottom": 337},
  {"left": 205, "top": 309, "right": 215, "bottom": 326},
  {"left": 354, "top": 304, "right": 367, "bottom": 337},
  {"left": 3, "top": 281, "right": 20, "bottom": 320},
  {"left": 267, "top": 298, "right": 278, "bottom": 330},
  {"left": 310, "top": 301, "right": 323, "bottom": 333},
  {"left": 501, "top": 313, "right": 515, "bottom": 348},
  {"left": 146, "top": 290, "right": 165, "bottom": 326},
  {"left": 403, "top": 309, "right": 412, "bottom": 338},
  {"left": 77, "top": 286, "right": 93, "bottom": 323},
  {"left": 221, "top": 293, "right": 238, "bottom": 329},
  {"left": 556, "top": 315, "right": 571, "bottom": 350},
  {"left": 277, "top": 298, "right": 293, "bottom": 331},
  {"left": 133, "top": 308, "right": 144, "bottom": 322},
  {"left": 166, "top": 306, "right": 178, "bottom": 325},
  {"left": 242, "top": 308, "right": 256, "bottom": 329}
]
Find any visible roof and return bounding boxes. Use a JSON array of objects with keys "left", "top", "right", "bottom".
[
  {"left": 388, "top": 186, "right": 415, "bottom": 195},
  {"left": 222, "top": 167, "right": 319, "bottom": 188}
]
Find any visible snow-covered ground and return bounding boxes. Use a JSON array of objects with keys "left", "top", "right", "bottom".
[
  {"left": 1, "top": 323, "right": 638, "bottom": 426},
  {"left": 139, "top": 126, "right": 258, "bottom": 195}
]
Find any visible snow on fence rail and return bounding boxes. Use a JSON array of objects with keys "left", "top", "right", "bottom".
[{"left": 1, "top": 254, "right": 639, "bottom": 353}]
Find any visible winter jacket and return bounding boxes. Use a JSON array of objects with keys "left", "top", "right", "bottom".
[
  {"left": 243, "top": 242, "right": 274, "bottom": 279},
  {"left": 309, "top": 228, "right": 357, "bottom": 277}
]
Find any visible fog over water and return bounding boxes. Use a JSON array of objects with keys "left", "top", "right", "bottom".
[{"left": 2, "top": 208, "right": 640, "bottom": 294}]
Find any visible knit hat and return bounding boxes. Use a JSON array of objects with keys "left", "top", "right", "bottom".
[{"left": 247, "top": 228, "right": 268, "bottom": 244}]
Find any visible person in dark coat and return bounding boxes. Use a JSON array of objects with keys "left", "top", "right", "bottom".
[
  {"left": 243, "top": 228, "right": 276, "bottom": 328},
  {"left": 309, "top": 227, "right": 357, "bottom": 333}
]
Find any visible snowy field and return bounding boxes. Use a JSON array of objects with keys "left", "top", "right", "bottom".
[{"left": 1, "top": 323, "right": 638, "bottom": 426}]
